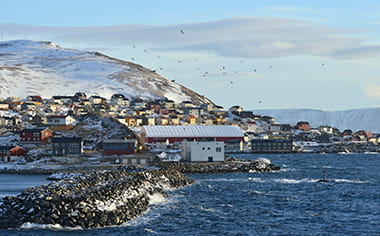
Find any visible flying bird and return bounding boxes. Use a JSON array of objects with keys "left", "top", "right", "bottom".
[{"left": 180, "top": 30, "right": 184, "bottom": 34}]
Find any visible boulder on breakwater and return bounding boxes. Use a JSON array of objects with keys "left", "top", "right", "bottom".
[
  {"left": 0, "top": 168, "right": 194, "bottom": 229},
  {"left": 155, "top": 158, "right": 280, "bottom": 174}
]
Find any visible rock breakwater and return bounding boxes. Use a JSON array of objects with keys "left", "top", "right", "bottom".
[
  {"left": 0, "top": 168, "right": 193, "bottom": 229},
  {"left": 155, "top": 159, "right": 280, "bottom": 173}
]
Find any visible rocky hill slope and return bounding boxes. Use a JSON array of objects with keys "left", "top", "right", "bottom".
[{"left": 0, "top": 40, "right": 212, "bottom": 104}]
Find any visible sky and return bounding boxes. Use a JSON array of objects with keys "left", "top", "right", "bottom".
[{"left": 1, "top": 0, "right": 380, "bottom": 111}]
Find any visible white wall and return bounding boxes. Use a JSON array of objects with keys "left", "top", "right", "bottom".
[{"left": 182, "top": 141, "right": 224, "bottom": 162}]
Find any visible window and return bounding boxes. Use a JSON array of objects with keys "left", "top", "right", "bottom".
[{"left": 216, "top": 147, "right": 222, "bottom": 152}]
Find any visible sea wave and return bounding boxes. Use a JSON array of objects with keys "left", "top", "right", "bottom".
[
  {"left": 333, "top": 179, "right": 367, "bottom": 184},
  {"left": 20, "top": 222, "right": 82, "bottom": 230},
  {"left": 279, "top": 167, "right": 296, "bottom": 172},
  {"left": 200, "top": 178, "right": 245, "bottom": 183},
  {"left": 248, "top": 178, "right": 368, "bottom": 184}
]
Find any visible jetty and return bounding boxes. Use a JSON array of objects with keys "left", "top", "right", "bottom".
[{"left": 0, "top": 168, "right": 193, "bottom": 229}]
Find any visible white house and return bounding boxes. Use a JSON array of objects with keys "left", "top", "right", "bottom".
[
  {"left": 181, "top": 140, "right": 225, "bottom": 162},
  {"left": 47, "top": 115, "right": 76, "bottom": 130}
]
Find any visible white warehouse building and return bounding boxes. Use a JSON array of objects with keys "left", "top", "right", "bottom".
[{"left": 140, "top": 125, "right": 244, "bottom": 152}]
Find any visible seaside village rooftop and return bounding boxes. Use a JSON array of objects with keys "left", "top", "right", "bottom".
[{"left": 0, "top": 93, "right": 379, "bottom": 165}]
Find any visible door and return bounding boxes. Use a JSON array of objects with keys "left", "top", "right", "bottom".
[{"left": 208, "top": 156, "right": 213, "bottom": 162}]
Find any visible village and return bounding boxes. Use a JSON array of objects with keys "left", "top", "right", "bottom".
[{"left": 0, "top": 93, "right": 379, "bottom": 166}]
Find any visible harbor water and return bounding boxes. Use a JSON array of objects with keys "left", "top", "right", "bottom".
[{"left": 1, "top": 153, "right": 379, "bottom": 235}]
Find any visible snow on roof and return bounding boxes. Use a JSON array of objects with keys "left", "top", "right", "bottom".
[{"left": 142, "top": 125, "right": 244, "bottom": 138}]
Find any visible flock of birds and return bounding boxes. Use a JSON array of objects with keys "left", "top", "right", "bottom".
[{"left": 126, "top": 29, "right": 327, "bottom": 105}]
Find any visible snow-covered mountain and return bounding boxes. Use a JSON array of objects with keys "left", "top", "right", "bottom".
[
  {"left": 253, "top": 108, "right": 380, "bottom": 133},
  {"left": 0, "top": 40, "right": 212, "bottom": 104}
]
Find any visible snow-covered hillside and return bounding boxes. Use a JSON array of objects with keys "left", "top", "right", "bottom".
[
  {"left": 253, "top": 108, "right": 380, "bottom": 133},
  {"left": 0, "top": 40, "right": 212, "bottom": 104}
]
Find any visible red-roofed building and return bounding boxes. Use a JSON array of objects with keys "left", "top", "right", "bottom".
[
  {"left": 140, "top": 125, "right": 244, "bottom": 152},
  {"left": 0, "top": 146, "right": 26, "bottom": 162}
]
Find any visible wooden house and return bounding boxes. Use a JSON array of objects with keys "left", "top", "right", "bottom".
[
  {"left": 0, "top": 146, "right": 26, "bottom": 162},
  {"left": 47, "top": 115, "right": 76, "bottom": 130},
  {"left": 103, "top": 139, "right": 137, "bottom": 155},
  {"left": 20, "top": 127, "right": 53, "bottom": 143},
  {"left": 0, "top": 103, "right": 10, "bottom": 110},
  {"left": 89, "top": 95, "right": 106, "bottom": 105},
  {"left": 51, "top": 137, "right": 83, "bottom": 156}
]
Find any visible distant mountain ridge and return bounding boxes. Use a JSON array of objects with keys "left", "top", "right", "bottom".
[
  {"left": 252, "top": 108, "right": 380, "bottom": 133},
  {"left": 0, "top": 40, "right": 213, "bottom": 104}
]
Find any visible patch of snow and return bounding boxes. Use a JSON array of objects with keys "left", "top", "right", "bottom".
[{"left": 0, "top": 40, "right": 204, "bottom": 104}]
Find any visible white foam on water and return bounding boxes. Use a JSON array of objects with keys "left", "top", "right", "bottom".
[
  {"left": 148, "top": 193, "right": 167, "bottom": 205},
  {"left": 261, "top": 178, "right": 368, "bottom": 184},
  {"left": 20, "top": 222, "right": 82, "bottom": 230},
  {"left": 203, "top": 178, "right": 245, "bottom": 182},
  {"left": 198, "top": 206, "right": 215, "bottom": 212},
  {"left": 333, "top": 179, "right": 367, "bottom": 184},
  {"left": 249, "top": 190, "right": 265, "bottom": 195},
  {"left": 279, "top": 167, "right": 296, "bottom": 172},
  {"left": 247, "top": 177, "right": 266, "bottom": 183},
  {"left": 144, "top": 228, "right": 157, "bottom": 233},
  {"left": 121, "top": 192, "right": 182, "bottom": 228},
  {"left": 273, "top": 178, "right": 304, "bottom": 184}
]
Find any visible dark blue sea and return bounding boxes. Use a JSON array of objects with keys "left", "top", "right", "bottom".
[{"left": 1, "top": 153, "right": 379, "bottom": 235}]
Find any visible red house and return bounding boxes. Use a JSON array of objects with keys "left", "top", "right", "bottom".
[
  {"left": 0, "top": 146, "right": 26, "bottom": 162},
  {"left": 103, "top": 139, "right": 137, "bottom": 155},
  {"left": 20, "top": 127, "right": 53, "bottom": 143},
  {"left": 295, "top": 121, "right": 311, "bottom": 131}
]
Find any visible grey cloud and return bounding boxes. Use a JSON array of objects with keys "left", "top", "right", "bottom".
[{"left": 1, "top": 17, "right": 379, "bottom": 59}]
